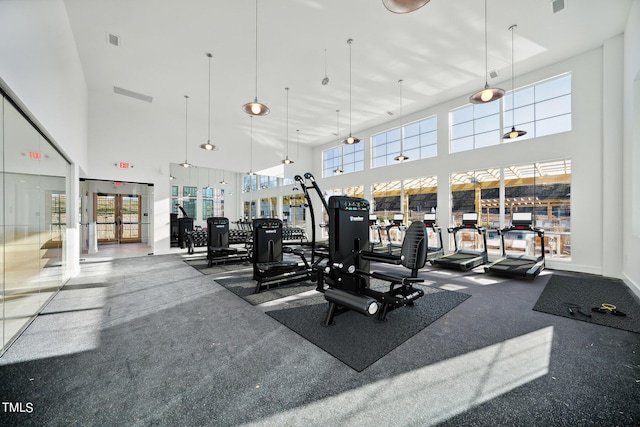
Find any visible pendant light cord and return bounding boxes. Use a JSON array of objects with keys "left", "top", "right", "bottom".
[
  {"left": 324, "top": 49, "right": 328, "bottom": 77},
  {"left": 250, "top": 116, "right": 253, "bottom": 171},
  {"left": 510, "top": 24, "right": 516, "bottom": 126},
  {"left": 184, "top": 95, "right": 189, "bottom": 162},
  {"left": 254, "top": 0, "right": 259, "bottom": 100},
  {"left": 207, "top": 53, "right": 212, "bottom": 142},
  {"left": 336, "top": 109, "right": 343, "bottom": 170},
  {"left": 399, "top": 79, "right": 404, "bottom": 154},
  {"left": 484, "top": 0, "right": 488, "bottom": 84},
  {"left": 348, "top": 39, "right": 353, "bottom": 135},
  {"left": 285, "top": 87, "right": 289, "bottom": 156}
]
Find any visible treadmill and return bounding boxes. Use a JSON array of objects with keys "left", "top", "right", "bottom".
[
  {"left": 383, "top": 213, "right": 405, "bottom": 255},
  {"left": 423, "top": 213, "right": 444, "bottom": 261},
  {"left": 484, "top": 212, "right": 545, "bottom": 279},
  {"left": 431, "top": 212, "right": 488, "bottom": 271}
]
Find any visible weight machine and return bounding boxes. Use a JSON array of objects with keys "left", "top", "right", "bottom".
[
  {"left": 294, "top": 172, "right": 429, "bottom": 324},
  {"left": 252, "top": 218, "right": 312, "bottom": 294}
]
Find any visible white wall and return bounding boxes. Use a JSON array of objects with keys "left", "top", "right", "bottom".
[
  {"left": 0, "top": 0, "right": 88, "bottom": 278},
  {"left": 313, "top": 44, "right": 627, "bottom": 277},
  {"left": 623, "top": 0, "right": 640, "bottom": 296},
  {"left": 0, "top": 0, "right": 88, "bottom": 172}
]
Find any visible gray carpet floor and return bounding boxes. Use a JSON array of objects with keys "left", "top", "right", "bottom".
[{"left": 1, "top": 254, "right": 639, "bottom": 426}]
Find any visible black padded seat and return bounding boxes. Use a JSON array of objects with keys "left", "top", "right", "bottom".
[
  {"left": 369, "top": 221, "right": 429, "bottom": 286},
  {"left": 256, "top": 260, "right": 299, "bottom": 271}
]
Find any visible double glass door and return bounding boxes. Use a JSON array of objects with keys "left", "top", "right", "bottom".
[{"left": 94, "top": 193, "right": 142, "bottom": 243}]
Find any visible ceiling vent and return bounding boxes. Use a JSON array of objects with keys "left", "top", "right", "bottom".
[
  {"left": 551, "top": 0, "right": 565, "bottom": 14},
  {"left": 113, "top": 86, "right": 153, "bottom": 103},
  {"left": 107, "top": 33, "right": 120, "bottom": 47},
  {"left": 488, "top": 69, "right": 498, "bottom": 79}
]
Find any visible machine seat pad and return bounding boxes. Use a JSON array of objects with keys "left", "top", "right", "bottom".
[
  {"left": 257, "top": 261, "right": 299, "bottom": 271},
  {"left": 209, "top": 246, "right": 239, "bottom": 254},
  {"left": 371, "top": 271, "right": 424, "bottom": 285}
]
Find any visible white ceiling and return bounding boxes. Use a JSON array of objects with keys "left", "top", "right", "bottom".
[{"left": 63, "top": 0, "right": 633, "bottom": 173}]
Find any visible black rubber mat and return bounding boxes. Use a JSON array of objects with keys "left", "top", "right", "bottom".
[
  {"left": 267, "top": 284, "right": 470, "bottom": 371},
  {"left": 533, "top": 273, "right": 640, "bottom": 333}
]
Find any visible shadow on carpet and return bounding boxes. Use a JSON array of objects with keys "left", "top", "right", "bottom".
[
  {"left": 185, "top": 258, "right": 317, "bottom": 305},
  {"left": 267, "top": 285, "right": 470, "bottom": 372},
  {"left": 533, "top": 273, "right": 640, "bottom": 334},
  {"left": 184, "top": 258, "right": 252, "bottom": 275},
  {"left": 215, "top": 273, "right": 317, "bottom": 306}
]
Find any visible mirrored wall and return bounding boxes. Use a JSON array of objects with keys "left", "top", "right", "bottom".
[{"left": 1, "top": 92, "right": 70, "bottom": 355}]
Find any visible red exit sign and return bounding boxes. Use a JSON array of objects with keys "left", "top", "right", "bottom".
[
  {"left": 29, "top": 151, "right": 41, "bottom": 160},
  {"left": 119, "top": 162, "right": 130, "bottom": 169}
]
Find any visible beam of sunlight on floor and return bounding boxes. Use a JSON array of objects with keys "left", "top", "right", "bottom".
[
  {"left": 246, "top": 326, "right": 554, "bottom": 427},
  {"left": 0, "top": 287, "right": 108, "bottom": 364},
  {"left": 439, "top": 283, "right": 468, "bottom": 291}
]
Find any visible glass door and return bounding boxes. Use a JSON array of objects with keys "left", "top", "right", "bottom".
[{"left": 94, "top": 193, "right": 142, "bottom": 244}]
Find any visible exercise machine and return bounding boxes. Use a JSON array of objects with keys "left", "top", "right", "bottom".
[
  {"left": 172, "top": 204, "right": 193, "bottom": 249},
  {"left": 252, "top": 218, "right": 312, "bottom": 294},
  {"left": 484, "top": 212, "right": 545, "bottom": 278},
  {"left": 382, "top": 213, "right": 405, "bottom": 255},
  {"left": 206, "top": 217, "right": 249, "bottom": 267},
  {"left": 423, "top": 213, "right": 444, "bottom": 261},
  {"left": 431, "top": 212, "right": 488, "bottom": 270},
  {"left": 320, "top": 195, "right": 428, "bottom": 324},
  {"left": 368, "top": 214, "right": 387, "bottom": 253},
  {"left": 294, "top": 173, "right": 330, "bottom": 273}
]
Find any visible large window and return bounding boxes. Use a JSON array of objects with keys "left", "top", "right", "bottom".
[
  {"left": 50, "top": 192, "right": 67, "bottom": 242},
  {"left": 243, "top": 174, "right": 258, "bottom": 193},
  {"left": 283, "top": 194, "right": 305, "bottom": 227},
  {"left": 323, "top": 143, "right": 364, "bottom": 177},
  {"left": 450, "top": 102, "right": 500, "bottom": 153},
  {"left": 171, "top": 185, "right": 179, "bottom": 214},
  {"left": 504, "top": 74, "right": 572, "bottom": 140},
  {"left": 451, "top": 159, "right": 571, "bottom": 259},
  {"left": 372, "top": 116, "right": 437, "bottom": 167},
  {"left": 182, "top": 186, "right": 197, "bottom": 219},
  {"left": 404, "top": 176, "right": 438, "bottom": 223},
  {"left": 450, "top": 74, "right": 572, "bottom": 153},
  {"left": 202, "top": 187, "right": 224, "bottom": 219}
]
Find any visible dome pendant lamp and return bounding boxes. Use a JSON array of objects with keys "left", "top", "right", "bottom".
[
  {"left": 343, "top": 39, "right": 360, "bottom": 145},
  {"left": 242, "top": 0, "right": 269, "bottom": 116},
  {"left": 179, "top": 95, "right": 193, "bottom": 168},
  {"left": 394, "top": 79, "right": 409, "bottom": 162},
  {"left": 282, "top": 87, "right": 294, "bottom": 164},
  {"left": 470, "top": 0, "right": 504, "bottom": 104},
  {"left": 503, "top": 24, "right": 527, "bottom": 140},
  {"left": 201, "top": 53, "right": 218, "bottom": 151},
  {"left": 382, "top": 0, "right": 430, "bottom": 14}
]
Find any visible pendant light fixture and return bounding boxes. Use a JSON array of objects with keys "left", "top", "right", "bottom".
[
  {"left": 201, "top": 53, "right": 219, "bottom": 151},
  {"left": 205, "top": 168, "right": 212, "bottom": 190},
  {"left": 343, "top": 39, "right": 360, "bottom": 145},
  {"left": 394, "top": 79, "right": 409, "bottom": 162},
  {"left": 220, "top": 169, "right": 227, "bottom": 185},
  {"left": 382, "top": 0, "right": 430, "bottom": 14},
  {"left": 248, "top": 116, "right": 255, "bottom": 176},
  {"left": 503, "top": 25, "right": 527, "bottom": 140},
  {"left": 470, "top": 0, "right": 504, "bottom": 104},
  {"left": 282, "top": 87, "right": 294, "bottom": 164},
  {"left": 334, "top": 109, "right": 344, "bottom": 174},
  {"left": 242, "top": 0, "right": 269, "bottom": 116},
  {"left": 179, "top": 95, "right": 193, "bottom": 168},
  {"left": 322, "top": 49, "right": 329, "bottom": 86}
]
